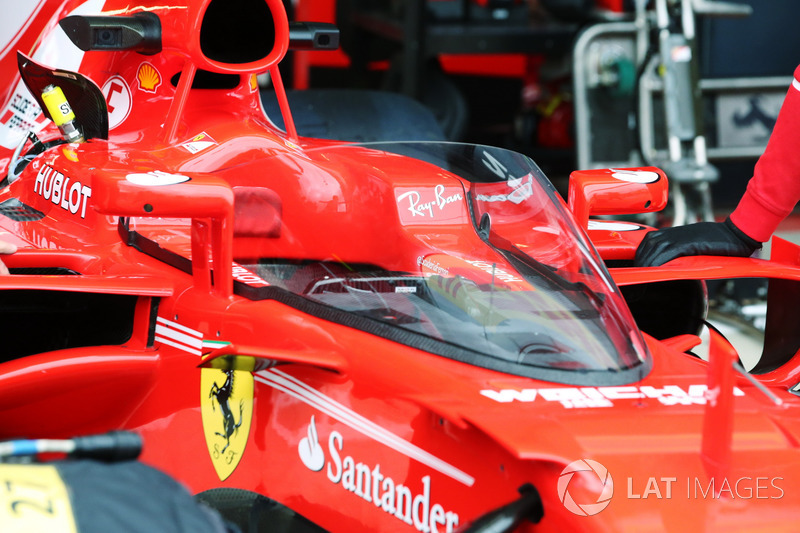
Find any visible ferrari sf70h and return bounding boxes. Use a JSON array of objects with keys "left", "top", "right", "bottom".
[{"left": 1, "top": 1, "right": 800, "bottom": 532}]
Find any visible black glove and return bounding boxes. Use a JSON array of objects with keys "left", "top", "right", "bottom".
[{"left": 634, "top": 217, "right": 762, "bottom": 267}]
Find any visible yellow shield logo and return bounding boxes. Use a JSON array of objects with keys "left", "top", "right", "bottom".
[{"left": 201, "top": 368, "right": 254, "bottom": 481}]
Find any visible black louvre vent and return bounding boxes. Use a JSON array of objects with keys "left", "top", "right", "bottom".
[{"left": 0, "top": 198, "right": 44, "bottom": 221}]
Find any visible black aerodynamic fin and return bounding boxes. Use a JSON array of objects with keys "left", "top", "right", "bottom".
[{"left": 17, "top": 52, "right": 109, "bottom": 141}]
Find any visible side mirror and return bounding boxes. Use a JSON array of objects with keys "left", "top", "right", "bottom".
[
  {"left": 567, "top": 167, "right": 668, "bottom": 228},
  {"left": 91, "top": 169, "right": 234, "bottom": 297}
]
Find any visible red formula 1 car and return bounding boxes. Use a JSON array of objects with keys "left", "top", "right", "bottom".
[{"left": 2, "top": 1, "right": 800, "bottom": 532}]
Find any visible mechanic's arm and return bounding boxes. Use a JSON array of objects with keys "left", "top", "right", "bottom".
[
  {"left": 636, "top": 63, "right": 800, "bottom": 267},
  {"left": 0, "top": 240, "right": 17, "bottom": 275}
]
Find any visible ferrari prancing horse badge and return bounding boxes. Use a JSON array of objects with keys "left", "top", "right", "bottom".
[{"left": 201, "top": 368, "right": 254, "bottom": 481}]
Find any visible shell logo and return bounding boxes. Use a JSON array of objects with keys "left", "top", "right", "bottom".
[{"left": 136, "top": 62, "right": 162, "bottom": 93}]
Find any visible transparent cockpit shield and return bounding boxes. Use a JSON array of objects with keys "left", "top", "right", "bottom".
[{"left": 132, "top": 141, "right": 652, "bottom": 385}]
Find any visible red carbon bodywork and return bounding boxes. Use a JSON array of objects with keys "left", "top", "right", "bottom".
[{"left": 1, "top": 2, "right": 800, "bottom": 532}]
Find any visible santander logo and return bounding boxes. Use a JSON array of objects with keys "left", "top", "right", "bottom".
[
  {"left": 299, "top": 416, "right": 325, "bottom": 472},
  {"left": 297, "top": 416, "right": 461, "bottom": 533}
]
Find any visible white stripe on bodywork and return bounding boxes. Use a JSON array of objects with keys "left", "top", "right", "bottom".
[
  {"left": 0, "top": 0, "right": 107, "bottom": 149},
  {"left": 0, "top": 1, "right": 44, "bottom": 58},
  {"left": 154, "top": 325, "right": 202, "bottom": 347},
  {"left": 33, "top": 0, "right": 106, "bottom": 70},
  {"left": 154, "top": 335, "right": 201, "bottom": 356},
  {"left": 155, "top": 317, "right": 203, "bottom": 355},
  {"left": 156, "top": 316, "right": 203, "bottom": 338},
  {"left": 256, "top": 368, "right": 475, "bottom": 487},
  {"left": 793, "top": 77, "right": 800, "bottom": 93}
]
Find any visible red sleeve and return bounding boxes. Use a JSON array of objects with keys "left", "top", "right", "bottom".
[{"left": 730, "top": 64, "right": 800, "bottom": 242}]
